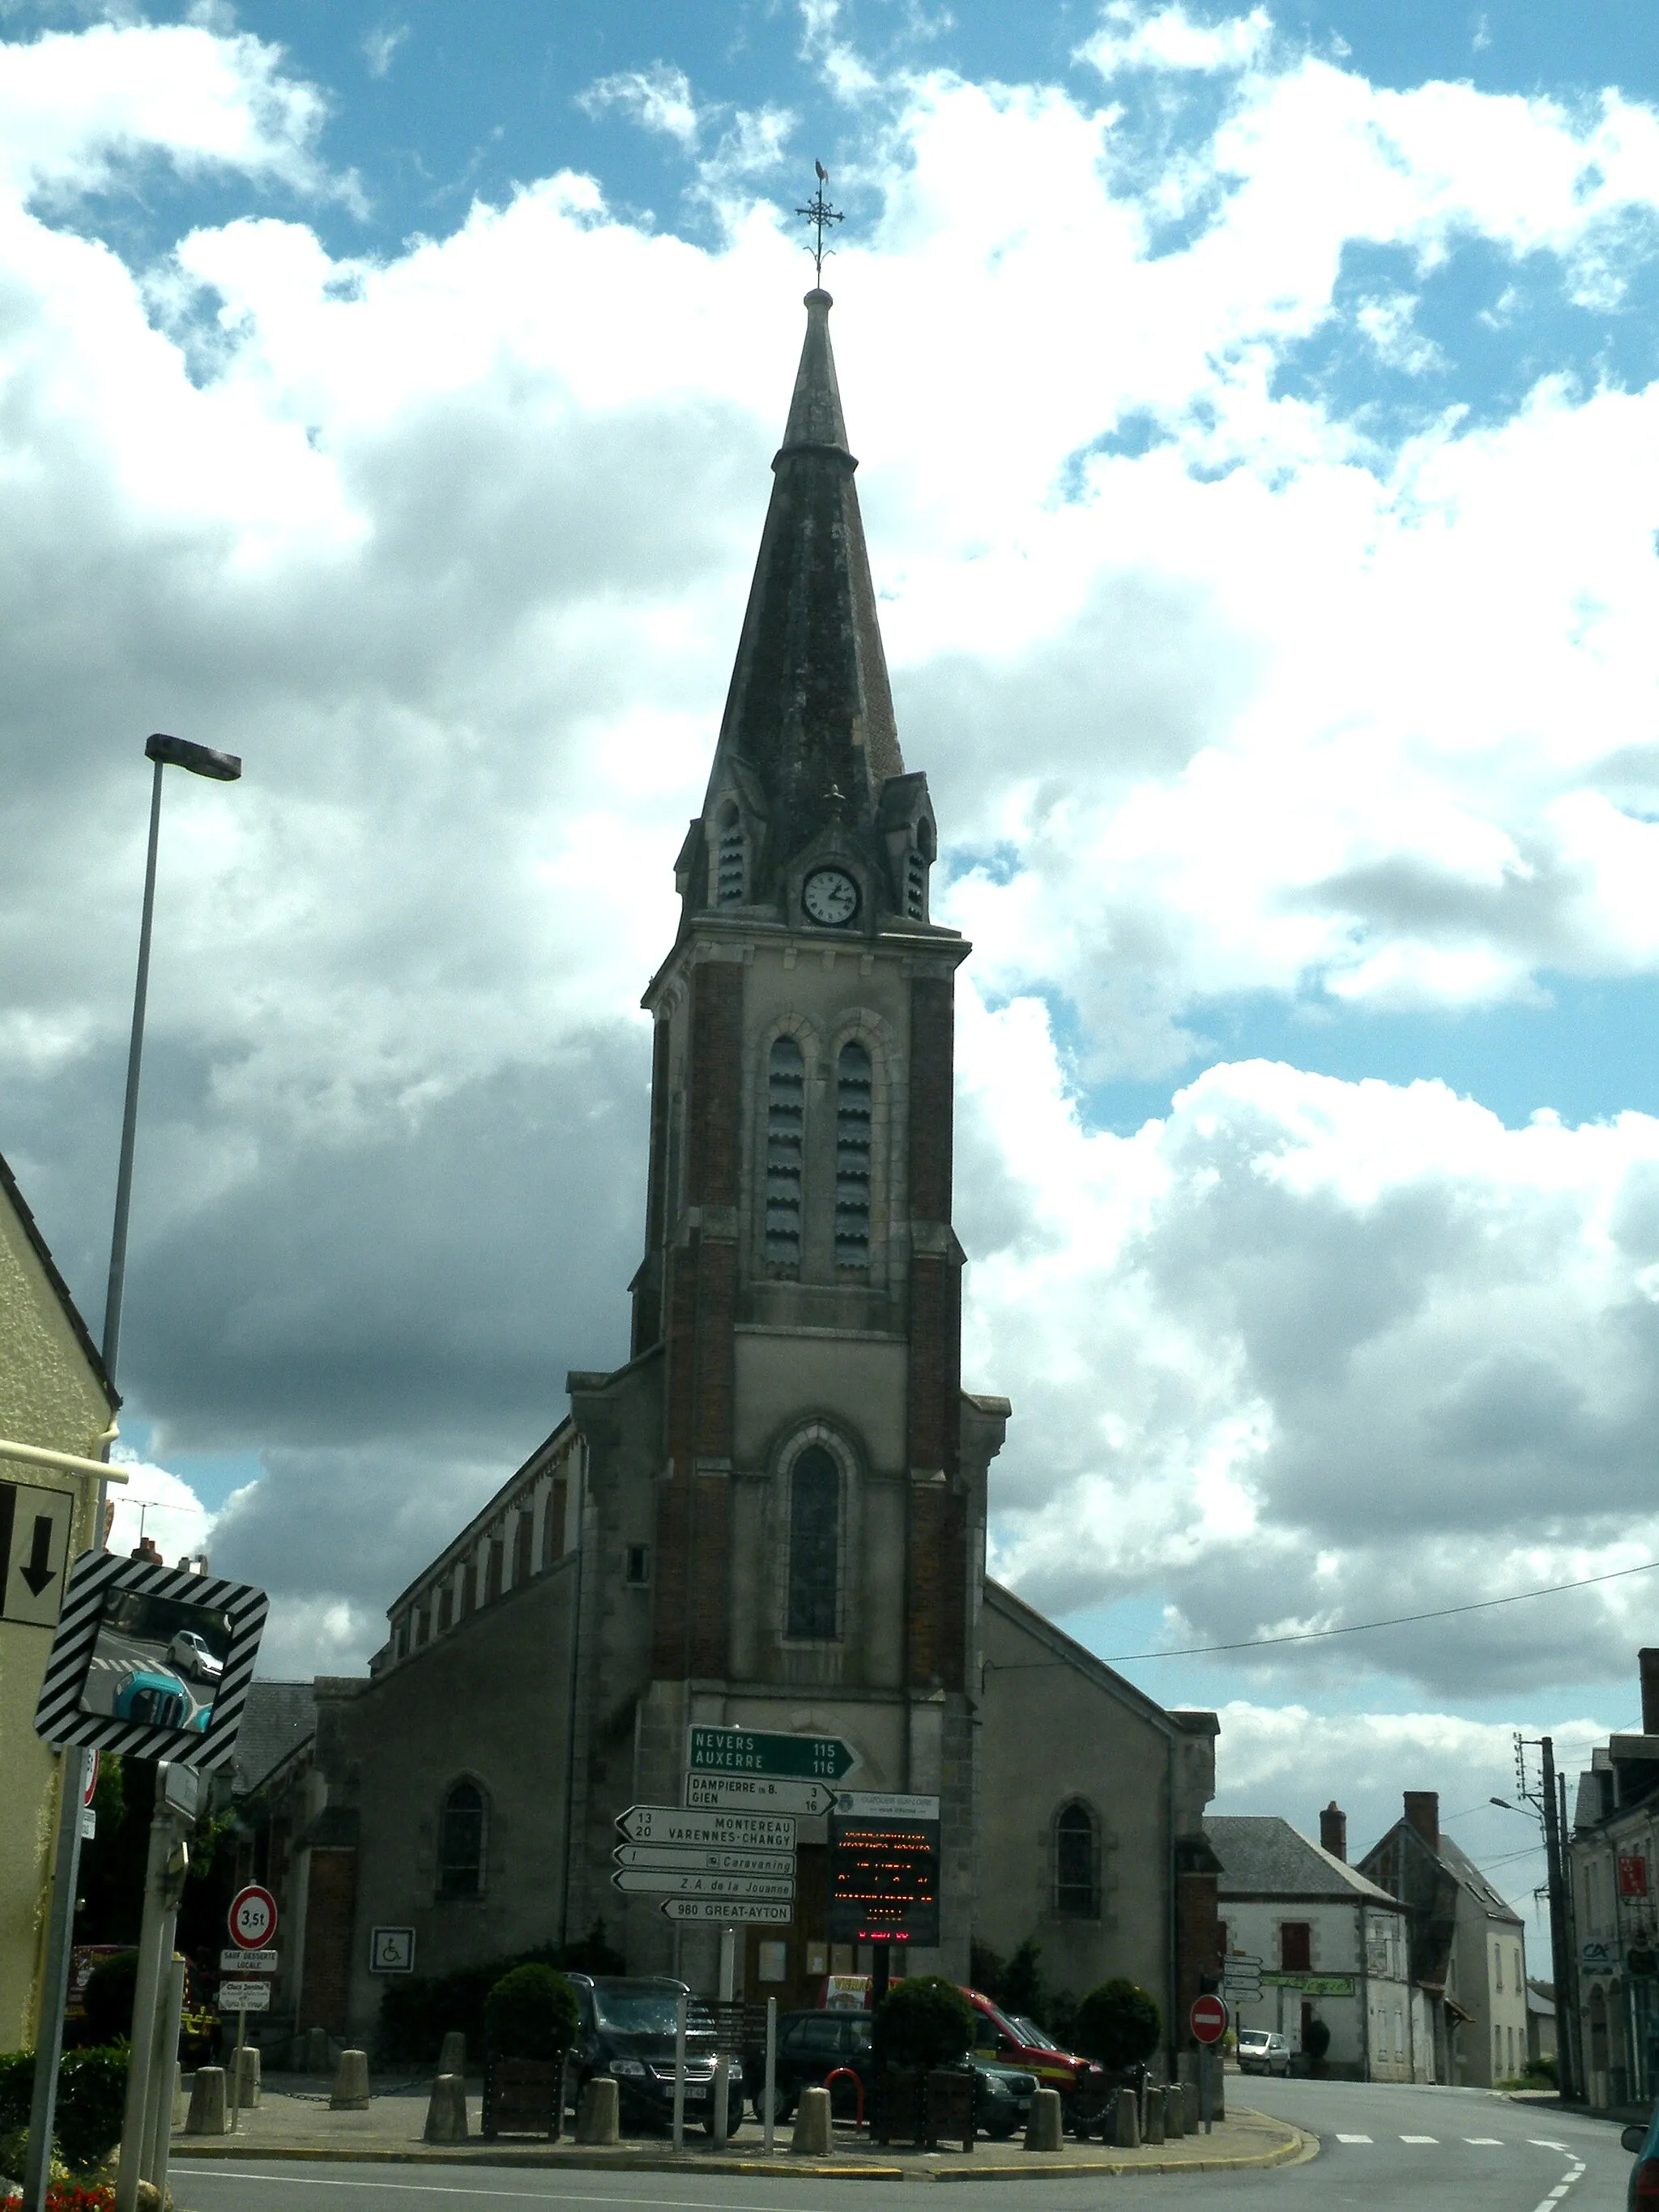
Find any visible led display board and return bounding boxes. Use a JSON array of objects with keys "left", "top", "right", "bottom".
[{"left": 827, "top": 1809, "right": 941, "bottom": 1945}]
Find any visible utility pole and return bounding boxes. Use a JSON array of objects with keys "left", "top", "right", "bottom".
[{"left": 1519, "top": 1733, "right": 1579, "bottom": 2103}]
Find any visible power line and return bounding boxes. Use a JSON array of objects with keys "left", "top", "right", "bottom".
[{"left": 1095, "top": 1556, "right": 1659, "bottom": 1662}]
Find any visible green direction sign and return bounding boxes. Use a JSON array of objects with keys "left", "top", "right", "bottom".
[{"left": 688, "top": 1725, "right": 856, "bottom": 1784}]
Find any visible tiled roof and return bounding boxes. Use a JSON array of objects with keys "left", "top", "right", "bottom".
[
  {"left": 1438, "top": 1832, "right": 1524, "bottom": 1924},
  {"left": 230, "top": 1680, "right": 316, "bottom": 1796},
  {"left": 1208, "top": 1815, "right": 1401, "bottom": 1905}
]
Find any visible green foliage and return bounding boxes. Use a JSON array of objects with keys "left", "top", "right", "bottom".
[
  {"left": 970, "top": 1933, "right": 1078, "bottom": 2048},
  {"left": 872, "top": 1975, "right": 975, "bottom": 2071},
  {"left": 380, "top": 1925, "right": 621, "bottom": 2064},
  {"left": 0, "top": 2048, "right": 129, "bottom": 2176},
  {"left": 80, "top": 1955, "right": 138, "bottom": 2051},
  {"left": 481, "top": 1967, "right": 578, "bottom": 2062},
  {"left": 1074, "top": 1981, "right": 1162, "bottom": 2070}
]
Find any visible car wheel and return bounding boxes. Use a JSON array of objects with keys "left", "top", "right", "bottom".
[
  {"left": 986, "top": 2115, "right": 1018, "bottom": 2141},
  {"left": 754, "top": 2083, "right": 791, "bottom": 2123}
]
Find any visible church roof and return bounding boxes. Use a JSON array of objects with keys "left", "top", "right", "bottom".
[
  {"left": 1207, "top": 1814, "right": 1401, "bottom": 1906},
  {"left": 702, "top": 288, "right": 903, "bottom": 868}
]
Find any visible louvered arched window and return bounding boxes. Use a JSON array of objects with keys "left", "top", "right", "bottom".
[
  {"left": 1053, "top": 1801, "right": 1099, "bottom": 1919},
  {"left": 765, "top": 1038, "right": 805, "bottom": 1272},
  {"left": 787, "top": 1444, "right": 841, "bottom": 1640},
  {"left": 714, "top": 801, "right": 744, "bottom": 905},
  {"left": 834, "top": 1042, "right": 872, "bottom": 1271}
]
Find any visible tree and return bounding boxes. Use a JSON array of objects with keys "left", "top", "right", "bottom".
[
  {"left": 1074, "top": 1980, "right": 1162, "bottom": 2070},
  {"left": 481, "top": 1966, "right": 578, "bottom": 2062},
  {"left": 872, "top": 1976, "right": 975, "bottom": 2071}
]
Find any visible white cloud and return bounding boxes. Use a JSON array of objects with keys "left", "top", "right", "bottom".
[
  {"left": 577, "top": 63, "right": 702, "bottom": 151},
  {"left": 105, "top": 1457, "right": 213, "bottom": 1565},
  {"left": 1080, "top": 2, "right": 1273, "bottom": 79},
  {"left": 362, "top": 23, "right": 407, "bottom": 82}
]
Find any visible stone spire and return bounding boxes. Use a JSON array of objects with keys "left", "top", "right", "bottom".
[{"left": 699, "top": 289, "right": 903, "bottom": 890}]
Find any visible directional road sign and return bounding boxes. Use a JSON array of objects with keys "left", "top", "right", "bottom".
[
  {"left": 684, "top": 1774, "right": 836, "bottom": 1817},
  {"left": 688, "top": 1725, "right": 855, "bottom": 1783},
  {"left": 614, "top": 1845, "right": 795, "bottom": 1877},
  {"left": 661, "top": 1897, "right": 793, "bottom": 1924},
  {"left": 1190, "top": 1994, "right": 1228, "bottom": 2045},
  {"left": 0, "top": 1478, "right": 75, "bottom": 1629},
  {"left": 617, "top": 1805, "right": 797, "bottom": 1850},
  {"left": 229, "top": 1885, "right": 278, "bottom": 1949},
  {"left": 612, "top": 1869, "right": 795, "bottom": 1900}
]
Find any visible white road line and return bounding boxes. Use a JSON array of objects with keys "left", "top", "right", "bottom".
[
  {"left": 1335, "top": 2133, "right": 1372, "bottom": 2143},
  {"left": 1530, "top": 2138, "right": 1571, "bottom": 2150},
  {"left": 1400, "top": 2133, "right": 1438, "bottom": 2143},
  {"left": 1548, "top": 2190, "right": 1572, "bottom": 2201},
  {"left": 1465, "top": 2136, "right": 1504, "bottom": 2144}
]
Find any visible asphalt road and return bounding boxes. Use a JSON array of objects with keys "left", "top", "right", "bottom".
[
  {"left": 81, "top": 1626, "right": 214, "bottom": 1723},
  {"left": 169, "top": 2080, "right": 1636, "bottom": 2212}
]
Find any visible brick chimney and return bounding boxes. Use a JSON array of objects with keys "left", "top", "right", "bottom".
[
  {"left": 1320, "top": 1801, "right": 1347, "bottom": 1862},
  {"left": 1403, "top": 1791, "right": 1439, "bottom": 1853},
  {"left": 1641, "top": 1650, "right": 1659, "bottom": 1737}
]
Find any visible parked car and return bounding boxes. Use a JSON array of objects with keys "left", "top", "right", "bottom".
[
  {"left": 963, "top": 1989, "right": 1101, "bottom": 2100},
  {"left": 751, "top": 2009, "right": 1036, "bottom": 2138},
  {"left": 1236, "top": 2028, "right": 1291, "bottom": 2077},
  {"left": 1624, "top": 2112, "right": 1659, "bottom": 2209},
  {"left": 563, "top": 1974, "right": 741, "bottom": 2136},
  {"left": 167, "top": 1630, "right": 223, "bottom": 1684}
]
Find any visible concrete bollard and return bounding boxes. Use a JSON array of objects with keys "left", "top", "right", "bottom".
[
  {"left": 330, "top": 2049, "right": 371, "bottom": 2112},
  {"left": 1023, "top": 2087, "right": 1063, "bottom": 2151},
  {"left": 575, "top": 2077, "right": 620, "bottom": 2145},
  {"left": 185, "top": 2067, "right": 228, "bottom": 2136},
  {"left": 424, "top": 2073, "right": 470, "bottom": 2143},
  {"left": 791, "top": 2085, "right": 832, "bottom": 2155},
  {"left": 438, "top": 2030, "right": 467, "bottom": 2079},
  {"left": 232, "top": 2045, "right": 262, "bottom": 2111},
  {"left": 1143, "top": 2087, "right": 1166, "bottom": 2145},
  {"left": 1112, "top": 2086, "right": 1141, "bottom": 2149},
  {"left": 1165, "top": 2082, "right": 1186, "bottom": 2137},
  {"left": 305, "top": 2026, "right": 331, "bottom": 2074}
]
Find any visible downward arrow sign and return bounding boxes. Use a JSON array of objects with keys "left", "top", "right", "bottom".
[{"left": 19, "top": 1516, "right": 54, "bottom": 1596}]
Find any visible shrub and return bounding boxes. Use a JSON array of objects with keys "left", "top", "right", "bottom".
[
  {"left": 0, "top": 2047, "right": 127, "bottom": 2177},
  {"left": 481, "top": 1967, "right": 578, "bottom": 2064},
  {"left": 80, "top": 1955, "right": 139, "bottom": 2051},
  {"left": 872, "top": 1976, "right": 975, "bottom": 2072},
  {"left": 1074, "top": 1981, "right": 1162, "bottom": 2071},
  {"left": 378, "top": 1923, "right": 621, "bottom": 2064}
]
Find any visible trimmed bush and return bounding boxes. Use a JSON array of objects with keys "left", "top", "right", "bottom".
[
  {"left": 481, "top": 1967, "right": 578, "bottom": 2063},
  {"left": 0, "top": 2047, "right": 128, "bottom": 2176},
  {"left": 1074, "top": 1981, "right": 1161, "bottom": 2071},
  {"left": 379, "top": 1924, "right": 621, "bottom": 2063},
  {"left": 872, "top": 1976, "right": 975, "bottom": 2071},
  {"left": 79, "top": 1955, "right": 139, "bottom": 2052}
]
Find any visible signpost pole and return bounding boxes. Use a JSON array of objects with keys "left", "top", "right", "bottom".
[
  {"left": 114, "top": 1765, "right": 195, "bottom": 2212},
  {"left": 713, "top": 1926, "right": 736, "bottom": 2146},
  {"left": 230, "top": 2008, "right": 247, "bottom": 2133},
  {"left": 764, "top": 1997, "right": 777, "bottom": 2157},
  {"left": 143, "top": 1956, "right": 186, "bottom": 2192},
  {"left": 672, "top": 1988, "right": 686, "bottom": 2154},
  {"left": 21, "top": 1748, "right": 91, "bottom": 2212}
]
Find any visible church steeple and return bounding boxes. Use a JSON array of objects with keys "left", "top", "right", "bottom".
[{"left": 680, "top": 288, "right": 929, "bottom": 930}]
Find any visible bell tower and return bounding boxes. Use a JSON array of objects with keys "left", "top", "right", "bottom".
[{"left": 567, "top": 283, "right": 1009, "bottom": 1989}]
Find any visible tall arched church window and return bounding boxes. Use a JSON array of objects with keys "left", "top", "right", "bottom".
[
  {"left": 1053, "top": 1801, "right": 1099, "bottom": 1919},
  {"left": 438, "top": 1779, "right": 487, "bottom": 1899},
  {"left": 715, "top": 801, "right": 745, "bottom": 905},
  {"left": 765, "top": 1038, "right": 805, "bottom": 1272},
  {"left": 834, "top": 1042, "right": 872, "bottom": 1270},
  {"left": 787, "top": 1444, "right": 841, "bottom": 1639}
]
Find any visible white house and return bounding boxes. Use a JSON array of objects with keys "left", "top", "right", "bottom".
[{"left": 1209, "top": 1805, "right": 1427, "bottom": 2081}]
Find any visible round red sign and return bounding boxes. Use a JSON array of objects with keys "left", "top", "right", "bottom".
[
  {"left": 1190, "top": 1993, "right": 1228, "bottom": 2045},
  {"left": 228, "top": 1884, "right": 278, "bottom": 1950}
]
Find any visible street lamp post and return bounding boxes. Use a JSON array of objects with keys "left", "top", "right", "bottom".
[{"left": 23, "top": 732, "right": 241, "bottom": 2212}]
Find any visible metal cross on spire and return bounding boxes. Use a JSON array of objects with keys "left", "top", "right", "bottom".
[{"left": 796, "top": 161, "right": 843, "bottom": 284}]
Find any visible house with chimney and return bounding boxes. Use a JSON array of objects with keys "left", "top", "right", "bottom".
[
  {"left": 1358, "top": 1789, "right": 1529, "bottom": 2087},
  {"left": 1207, "top": 1802, "right": 1424, "bottom": 2079},
  {"left": 1567, "top": 1647, "right": 1659, "bottom": 2112}
]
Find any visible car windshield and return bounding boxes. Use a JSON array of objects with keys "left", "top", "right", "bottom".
[
  {"left": 1009, "top": 2016, "right": 1064, "bottom": 2052},
  {"left": 591, "top": 1983, "right": 684, "bottom": 2036},
  {"left": 1239, "top": 2031, "right": 1270, "bottom": 2047}
]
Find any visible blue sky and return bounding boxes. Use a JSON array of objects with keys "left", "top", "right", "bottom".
[{"left": 9, "top": 0, "right": 1659, "bottom": 1883}]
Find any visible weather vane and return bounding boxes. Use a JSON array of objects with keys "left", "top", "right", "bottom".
[{"left": 796, "top": 161, "right": 843, "bottom": 285}]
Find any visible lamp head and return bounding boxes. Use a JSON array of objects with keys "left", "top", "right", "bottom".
[{"left": 146, "top": 732, "right": 241, "bottom": 782}]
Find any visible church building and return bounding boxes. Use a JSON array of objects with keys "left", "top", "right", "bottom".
[{"left": 237, "top": 285, "right": 1222, "bottom": 2063}]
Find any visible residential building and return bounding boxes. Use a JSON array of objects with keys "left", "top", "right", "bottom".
[
  {"left": 1359, "top": 1789, "right": 1529, "bottom": 2086},
  {"left": 1208, "top": 1803, "right": 1426, "bottom": 2079},
  {"left": 0, "top": 1146, "right": 119, "bottom": 2050},
  {"left": 1567, "top": 1648, "right": 1659, "bottom": 2111},
  {"left": 233, "top": 285, "right": 1222, "bottom": 2068}
]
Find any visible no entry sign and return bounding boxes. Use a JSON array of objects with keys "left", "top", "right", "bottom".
[
  {"left": 228, "top": 1884, "right": 278, "bottom": 1950},
  {"left": 1190, "top": 1993, "right": 1228, "bottom": 2045}
]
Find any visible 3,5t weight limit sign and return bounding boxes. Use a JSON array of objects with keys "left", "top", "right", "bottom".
[{"left": 228, "top": 1885, "right": 278, "bottom": 1950}]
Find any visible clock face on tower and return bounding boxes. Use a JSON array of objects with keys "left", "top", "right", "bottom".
[{"left": 802, "top": 867, "right": 860, "bottom": 927}]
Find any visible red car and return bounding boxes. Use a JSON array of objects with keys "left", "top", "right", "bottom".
[{"left": 962, "top": 1990, "right": 1099, "bottom": 2099}]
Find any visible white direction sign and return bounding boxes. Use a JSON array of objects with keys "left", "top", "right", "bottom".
[
  {"left": 662, "top": 1897, "right": 793, "bottom": 1924},
  {"left": 218, "top": 1980, "right": 271, "bottom": 2013},
  {"left": 618, "top": 1805, "right": 796, "bottom": 1850},
  {"left": 615, "top": 1845, "right": 795, "bottom": 1878},
  {"left": 612, "top": 1869, "right": 795, "bottom": 1901},
  {"left": 684, "top": 1773, "right": 835, "bottom": 1817}
]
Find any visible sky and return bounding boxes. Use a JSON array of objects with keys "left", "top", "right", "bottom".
[{"left": 5, "top": 0, "right": 1659, "bottom": 1934}]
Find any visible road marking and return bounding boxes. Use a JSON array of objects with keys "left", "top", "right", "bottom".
[
  {"left": 184, "top": 2176, "right": 859, "bottom": 2210},
  {"left": 1335, "top": 2133, "right": 1372, "bottom": 2143},
  {"left": 1400, "top": 2133, "right": 1438, "bottom": 2143},
  {"left": 1530, "top": 2139, "right": 1571, "bottom": 2151},
  {"left": 1465, "top": 2136, "right": 1503, "bottom": 2144}
]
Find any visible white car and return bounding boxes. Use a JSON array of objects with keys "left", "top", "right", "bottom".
[
  {"left": 167, "top": 1630, "right": 223, "bottom": 1684},
  {"left": 1236, "top": 2028, "right": 1290, "bottom": 2077}
]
